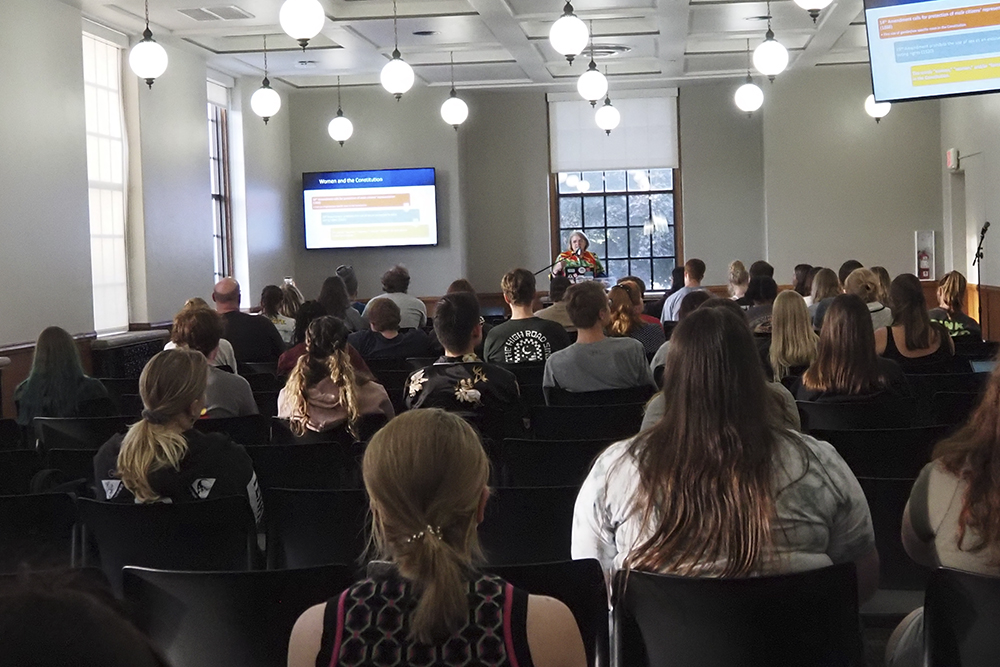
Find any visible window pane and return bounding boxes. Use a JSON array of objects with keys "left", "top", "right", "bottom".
[
  {"left": 559, "top": 197, "right": 582, "bottom": 229},
  {"left": 649, "top": 168, "right": 674, "bottom": 190},
  {"left": 606, "top": 195, "right": 627, "bottom": 227},
  {"left": 605, "top": 170, "right": 627, "bottom": 192},
  {"left": 583, "top": 196, "right": 605, "bottom": 229},
  {"left": 652, "top": 258, "right": 676, "bottom": 291},
  {"left": 651, "top": 193, "right": 674, "bottom": 229},
  {"left": 607, "top": 259, "right": 629, "bottom": 280},
  {"left": 607, "top": 227, "right": 628, "bottom": 258},
  {"left": 629, "top": 227, "right": 651, "bottom": 257},
  {"left": 628, "top": 194, "right": 650, "bottom": 228},
  {"left": 558, "top": 172, "right": 583, "bottom": 194},
  {"left": 629, "top": 260, "right": 652, "bottom": 288},
  {"left": 627, "top": 170, "right": 650, "bottom": 191},
  {"left": 585, "top": 229, "right": 606, "bottom": 259},
  {"left": 82, "top": 37, "right": 96, "bottom": 84},
  {"left": 652, "top": 225, "right": 675, "bottom": 257},
  {"left": 581, "top": 171, "right": 604, "bottom": 193}
]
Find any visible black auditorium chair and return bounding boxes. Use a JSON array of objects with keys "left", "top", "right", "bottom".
[
  {"left": 796, "top": 396, "right": 915, "bottom": 432},
  {"left": 614, "top": 562, "right": 865, "bottom": 667},
  {"left": 490, "top": 559, "right": 608, "bottom": 667},
  {"left": 924, "top": 568, "right": 1000, "bottom": 667},
  {"left": 498, "top": 363, "right": 546, "bottom": 387},
  {"left": 0, "top": 493, "right": 80, "bottom": 572},
  {"left": 193, "top": 414, "right": 270, "bottom": 446},
  {"left": 520, "top": 384, "right": 547, "bottom": 407},
  {"left": 859, "top": 476, "right": 929, "bottom": 591},
  {"left": 243, "top": 372, "right": 283, "bottom": 392},
  {"left": 265, "top": 487, "right": 369, "bottom": 569},
  {"left": 33, "top": 416, "right": 132, "bottom": 452},
  {"left": 370, "top": 369, "right": 411, "bottom": 391},
  {"left": 117, "top": 394, "right": 144, "bottom": 417},
  {"left": 246, "top": 444, "right": 361, "bottom": 490},
  {"left": 531, "top": 403, "right": 645, "bottom": 441},
  {"left": 901, "top": 357, "right": 974, "bottom": 375},
  {"left": 496, "top": 438, "right": 609, "bottom": 487},
  {"left": 98, "top": 377, "right": 140, "bottom": 409},
  {"left": 363, "top": 357, "right": 410, "bottom": 372},
  {"left": 78, "top": 496, "right": 257, "bottom": 594},
  {"left": 123, "top": 564, "right": 357, "bottom": 667},
  {"left": 45, "top": 449, "right": 98, "bottom": 489},
  {"left": 953, "top": 338, "right": 999, "bottom": 361},
  {"left": 252, "top": 391, "right": 281, "bottom": 418},
  {"left": 906, "top": 372, "right": 988, "bottom": 401},
  {"left": 545, "top": 385, "right": 655, "bottom": 407},
  {"left": 270, "top": 413, "right": 388, "bottom": 446},
  {"left": 0, "top": 419, "right": 24, "bottom": 450},
  {"left": 241, "top": 362, "right": 279, "bottom": 376},
  {"left": 0, "top": 450, "right": 43, "bottom": 495},
  {"left": 933, "top": 391, "right": 982, "bottom": 426},
  {"left": 479, "top": 486, "right": 577, "bottom": 565},
  {"left": 404, "top": 356, "right": 438, "bottom": 370},
  {"left": 809, "top": 425, "right": 948, "bottom": 479}
]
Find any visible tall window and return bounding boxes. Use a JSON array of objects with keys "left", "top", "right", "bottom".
[
  {"left": 83, "top": 32, "right": 129, "bottom": 333},
  {"left": 208, "top": 81, "right": 233, "bottom": 283},
  {"left": 555, "top": 168, "right": 678, "bottom": 290}
]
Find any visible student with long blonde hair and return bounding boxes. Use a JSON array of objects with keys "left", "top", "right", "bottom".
[
  {"left": 607, "top": 282, "right": 665, "bottom": 358},
  {"left": 769, "top": 290, "right": 818, "bottom": 383},
  {"left": 288, "top": 409, "right": 587, "bottom": 667},
  {"left": 278, "top": 316, "right": 393, "bottom": 437},
  {"left": 728, "top": 260, "right": 749, "bottom": 299},
  {"left": 93, "top": 349, "right": 262, "bottom": 523}
]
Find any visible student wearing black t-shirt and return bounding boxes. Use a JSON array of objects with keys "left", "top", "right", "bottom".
[
  {"left": 484, "top": 268, "right": 570, "bottom": 364},
  {"left": 93, "top": 349, "right": 263, "bottom": 525},
  {"left": 213, "top": 278, "right": 285, "bottom": 363},
  {"left": 346, "top": 298, "right": 432, "bottom": 361}
]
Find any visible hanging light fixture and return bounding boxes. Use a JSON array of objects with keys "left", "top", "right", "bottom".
[
  {"left": 250, "top": 36, "right": 281, "bottom": 124},
  {"left": 549, "top": 2, "right": 589, "bottom": 64},
  {"left": 129, "top": 0, "right": 168, "bottom": 88},
  {"left": 734, "top": 39, "right": 764, "bottom": 115},
  {"left": 380, "top": 0, "right": 415, "bottom": 100},
  {"left": 328, "top": 76, "right": 354, "bottom": 145},
  {"left": 577, "top": 22, "right": 608, "bottom": 106},
  {"left": 864, "top": 94, "right": 891, "bottom": 123},
  {"left": 594, "top": 66, "right": 620, "bottom": 135},
  {"left": 794, "top": 0, "right": 833, "bottom": 23},
  {"left": 753, "top": 3, "right": 789, "bottom": 81},
  {"left": 440, "top": 52, "right": 469, "bottom": 130},
  {"left": 279, "top": 0, "right": 326, "bottom": 50}
]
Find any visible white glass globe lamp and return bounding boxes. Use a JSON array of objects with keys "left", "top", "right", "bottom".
[
  {"left": 753, "top": 29, "right": 789, "bottom": 80},
  {"left": 279, "top": 0, "right": 326, "bottom": 50},
  {"left": 794, "top": 0, "right": 833, "bottom": 22},
  {"left": 734, "top": 76, "right": 764, "bottom": 114},
  {"left": 129, "top": 28, "right": 168, "bottom": 89},
  {"left": 864, "top": 94, "right": 891, "bottom": 123},
  {"left": 441, "top": 90, "right": 469, "bottom": 129},
  {"left": 549, "top": 2, "right": 589, "bottom": 64},
  {"left": 250, "top": 79, "right": 281, "bottom": 124},
  {"left": 577, "top": 60, "right": 608, "bottom": 106},
  {"left": 595, "top": 96, "right": 620, "bottom": 135},
  {"left": 381, "top": 50, "right": 415, "bottom": 100},
  {"left": 328, "top": 110, "right": 354, "bottom": 146},
  {"left": 565, "top": 173, "right": 580, "bottom": 188}
]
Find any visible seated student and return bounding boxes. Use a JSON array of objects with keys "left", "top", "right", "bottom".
[
  {"left": 728, "top": 260, "right": 750, "bottom": 302},
  {"left": 617, "top": 276, "right": 661, "bottom": 326},
  {"left": 362, "top": 265, "right": 428, "bottom": 330},
  {"left": 875, "top": 273, "right": 956, "bottom": 370},
  {"left": 648, "top": 289, "right": 713, "bottom": 378},
  {"left": 647, "top": 266, "right": 687, "bottom": 321},
  {"left": 660, "top": 258, "right": 707, "bottom": 323},
  {"left": 318, "top": 275, "right": 365, "bottom": 333},
  {"left": 165, "top": 297, "right": 239, "bottom": 373},
  {"left": 534, "top": 275, "right": 575, "bottom": 331},
  {"left": 259, "top": 284, "right": 295, "bottom": 344},
  {"left": 544, "top": 281, "right": 655, "bottom": 395},
  {"left": 335, "top": 264, "right": 365, "bottom": 316},
  {"left": 169, "top": 306, "right": 258, "bottom": 418},
  {"left": 809, "top": 268, "right": 843, "bottom": 329},
  {"left": 287, "top": 409, "right": 587, "bottom": 667},
  {"left": 607, "top": 282, "right": 665, "bottom": 359},
  {"left": 406, "top": 293, "right": 524, "bottom": 439},
  {"left": 802, "top": 266, "right": 823, "bottom": 307},
  {"left": 213, "top": 278, "right": 285, "bottom": 364},
  {"left": 871, "top": 265, "right": 892, "bottom": 306},
  {"left": 796, "top": 294, "right": 908, "bottom": 402},
  {"left": 793, "top": 263, "right": 813, "bottom": 298},
  {"left": 278, "top": 316, "right": 394, "bottom": 436},
  {"left": 14, "top": 326, "right": 113, "bottom": 427},
  {"left": 427, "top": 280, "right": 494, "bottom": 359},
  {"left": 277, "top": 301, "right": 370, "bottom": 377},
  {"left": 484, "top": 268, "right": 570, "bottom": 364},
  {"left": 885, "top": 364, "right": 1000, "bottom": 667},
  {"left": 839, "top": 259, "right": 864, "bottom": 287},
  {"left": 347, "top": 298, "right": 433, "bottom": 361},
  {"left": 844, "top": 268, "right": 893, "bottom": 329},
  {"left": 94, "top": 349, "right": 263, "bottom": 525},
  {"left": 745, "top": 276, "right": 778, "bottom": 334},
  {"left": 929, "top": 270, "right": 982, "bottom": 340},
  {"left": 749, "top": 259, "right": 775, "bottom": 279},
  {"left": 573, "top": 307, "right": 878, "bottom": 601},
  {"left": 769, "top": 290, "right": 818, "bottom": 383}
]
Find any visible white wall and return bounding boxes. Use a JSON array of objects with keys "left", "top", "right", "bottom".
[
  {"left": 0, "top": 0, "right": 94, "bottom": 343},
  {"left": 287, "top": 85, "right": 465, "bottom": 300},
  {"left": 762, "top": 66, "right": 943, "bottom": 282}
]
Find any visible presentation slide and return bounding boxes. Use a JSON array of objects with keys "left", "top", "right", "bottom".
[
  {"left": 866, "top": 0, "right": 1000, "bottom": 101},
  {"left": 302, "top": 168, "right": 438, "bottom": 249}
]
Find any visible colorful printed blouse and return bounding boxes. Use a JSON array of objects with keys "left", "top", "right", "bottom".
[{"left": 556, "top": 250, "right": 605, "bottom": 277}]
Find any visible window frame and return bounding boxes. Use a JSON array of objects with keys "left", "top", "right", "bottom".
[{"left": 208, "top": 99, "right": 234, "bottom": 284}]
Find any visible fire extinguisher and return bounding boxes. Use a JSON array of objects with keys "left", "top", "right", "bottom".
[{"left": 918, "top": 251, "right": 931, "bottom": 280}]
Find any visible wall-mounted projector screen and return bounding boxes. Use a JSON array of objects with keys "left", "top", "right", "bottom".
[
  {"left": 865, "top": 0, "right": 1000, "bottom": 102},
  {"left": 302, "top": 167, "right": 438, "bottom": 250}
]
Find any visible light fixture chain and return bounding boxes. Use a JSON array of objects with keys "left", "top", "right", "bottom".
[
  {"left": 450, "top": 51, "right": 455, "bottom": 87},
  {"left": 766, "top": 0, "right": 772, "bottom": 30},
  {"left": 393, "top": 0, "right": 399, "bottom": 50},
  {"left": 745, "top": 38, "right": 750, "bottom": 75},
  {"left": 337, "top": 75, "right": 342, "bottom": 108},
  {"left": 590, "top": 19, "right": 595, "bottom": 60},
  {"left": 145, "top": 0, "right": 150, "bottom": 25},
  {"left": 263, "top": 34, "right": 268, "bottom": 75}
]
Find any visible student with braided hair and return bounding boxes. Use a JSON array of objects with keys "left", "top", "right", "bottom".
[{"left": 277, "top": 316, "right": 393, "bottom": 437}]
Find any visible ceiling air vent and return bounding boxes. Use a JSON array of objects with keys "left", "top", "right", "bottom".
[{"left": 178, "top": 5, "right": 255, "bottom": 21}]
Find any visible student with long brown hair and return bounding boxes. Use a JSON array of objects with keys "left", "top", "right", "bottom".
[
  {"left": 886, "top": 362, "right": 1000, "bottom": 666},
  {"left": 809, "top": 267, "right": 842, "bottom": 328},
  {"left": 875, "top": 273, "right": 955, "bottom": 370},
  {"left": 929, "top": 270, "right": 982, "bottom": 339},
  {"left": 278, "top": 316, "right": 393, "bottom": 437},
  {"left": 573, "top": 307, "right": 878, "bottom": 599},
  {"left": 769, "top": 290, "right": 818, "bottom": 383},
  {"left": 288, "top": 409, "right": 586, "bottom": 667},
  {"left": 797, "top": 294, "right": 907, "bottom": 402},
  {"left": 607, "top": 282, "right": 665, "bottom": 358}
]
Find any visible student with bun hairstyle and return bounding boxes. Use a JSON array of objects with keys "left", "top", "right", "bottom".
[
  {"left": 844, "top": 267, "right": 893, "bottom": 329},
  {"left": 728, "top": 260, "right": 750, "bottom": 300},
  {"left": 288, "top": 409, "right": 586, "bottom": 667},
  {"left": 93, "top": 349, "right": 262, "bottom": 524},
  {"left": 929, "top": 270, "right": 982, "bottom": 339}
]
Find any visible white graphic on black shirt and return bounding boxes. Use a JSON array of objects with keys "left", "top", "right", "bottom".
[
  {"left": 503, "top": 330, "right": 552, "bottom": 363},
  {"left": 191, "top": 478, "right": 216, "bottom": 499},
  {"left": 102, "top": 479, "right": 123, "bottom": 499}
]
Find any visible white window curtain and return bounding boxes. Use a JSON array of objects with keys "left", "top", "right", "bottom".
[{"left": 548, "top": 90, "right": 679, "bottom": 173}]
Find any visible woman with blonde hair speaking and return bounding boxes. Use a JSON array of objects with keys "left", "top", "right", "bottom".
[
  {"left": 288, "top": 409, "right": 586, "bottom": 667},
  {"left": 93, "top": 348, "right": 262, "bottom": 524},
  {"left": 769, "top": 290, "right": 819, "bottom": 383}
]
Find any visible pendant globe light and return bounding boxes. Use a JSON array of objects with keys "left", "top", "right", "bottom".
[
  {"left": 734, "top": 39, "right": 764, "bottom": 115},
  {"left": 549, "top": 2, "right": 589, "bottom": 65},
  {"left": 440, "top": 52, "right": 469, "bottom": 130},
  {"left": 250, "top": 36, "right": 281, "bottom": 124},
  {"left": 129, "top": 0, "right": 168, "bottom": 89},
  {"left": 864, "top": 94, "right": 891, "bottom": 123},
  {"left": 577, "top": 23, "right": 608, "bottom": 106},
  {"left": 753, "top": 3, "right": 789, "bottom": 81},
  {"left": 380, "top": 0, "right": 414, "bottom": 100},
  {"left": 794, "top": 0, "right": 833, "bottom": 23},
  {"left": 328, "top": 77, "right": 354, "bottom": 145},
  {"left": 594, "top": 70, "right": 620, "bottom": 136},
  {"left": 279, "top": 0, "right": 326, "bottom": 50}
]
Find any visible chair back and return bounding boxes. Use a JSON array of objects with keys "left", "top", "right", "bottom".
[
  {"left": 363, "top": 357, "right": 410, "bottom": 371},
  {"left": 265, "top": 487, "right": 369, "bottom": 569},
  {"left": 531, "top": 403, "right": 645, "bottom": 440},
  {"left": 479, "top": 486, "right": 577, "bottom": 565},
  {"left": 240, "top": 362, "right": 279, "bottom": 376},
  {"left": 614, "top": 563, "right": 865, "bottom": 667},
  {"left": 243, "top": 372, "right": 283, "bottom": 392},
  {"left": 369, "top": 369, "right": 411, "bottom": 391},
  {"left": 33, "top": 416, "right": 132, "bottom": 452},
  {"left": 245, "top": 444, "right": 361, "bottom": 490},
  {"left": 404, "top": 356, "right": 438, "bottom": 370},
  {"left": 46, "top": 449, "right": 97, "bottom": 486},
  {"left": 193, "top": 414, "right": 271, "bottom": 445},
  {"left": 0, "top": 419, "right": 25, "bottom": 450},
  {"left": 0, "top": 493, "right": 79, "bottom": 572},
  {"left": 953, "top": 339, "right": 999, "bottom": 361},
  {"left": 925, "top": 567, "right": 1000, "bottom": 667},
  {"left": 497, "top": 362, "right": 546, "bottom": 387},
  {"left": 252, "top": 391, "right": 280, "bottom": 418},
  {"left": 490, "top": 560, "right": 608, "bottom": 667},
  {"left": 809, "top": 425, "right": 948, "bottom": 479},
  {"left": 933, "top": 392, "right": 981, "bottom": 426},
  {"left": 905, "top": 372, "right": 988, "bottom": 398},
  {"left": 78, "top": 496, "right": 255, "bottom": 593},
  {"left": 0, "top": 450, "right": 42, "bottom": 495},
  {"left": 796, "top": 397, "right": 915, "bottom": 432},
  {"left": 545, "top": 385, "right": 655, "bottom": 407},
  {"left": 124, "top": 563, "right": 356, "bottom": 667},
  {"left": 497, "top": 439, "right": 609, "bottom": 487},
  {"left": 900, "top": 357, "right": 974, "bottom": 375},
  {"left": 859, "top": 477, "right": 929, "bottom": 591}
]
